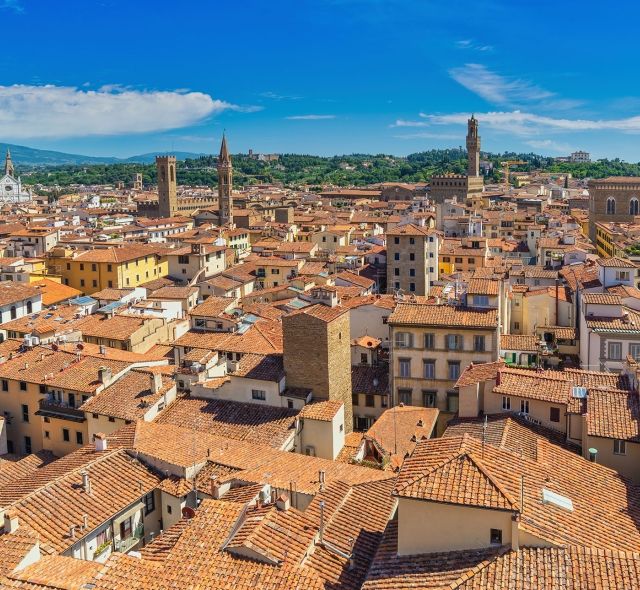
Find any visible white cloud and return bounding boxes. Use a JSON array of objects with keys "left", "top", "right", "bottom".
[
  {"left": 260, "top": 91, "right": 302, "bottom": 101},
  {"left": 411, "top": 110, "right": 640, "bottom": 136},
  {"left": 456, "top": 40, "right": 493, "bottom": 52},
  {"left": 449, "top": 64, "right": 554, "bottom": 107},
  {"left": 524, "top": 139, "right": 573, "bottom": 153},
  {"left": 285, "top": 114, "right": 336, "bottom": 120},
  {"left": 0, "top": 84, "right": 257, "bottom": 139},
  {"left": 394, "top": 132, "right": 461, "bottom": 140}
]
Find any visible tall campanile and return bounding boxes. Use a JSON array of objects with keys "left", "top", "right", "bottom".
[
  {"left": 217, "top": 133, "right": 233, "bottom": 226},
  {"left": 156, "top": 155, "right": 178, "bottom": 218},
  {"left": 466, "top": 115, "right": 481, "bottom": 178}
]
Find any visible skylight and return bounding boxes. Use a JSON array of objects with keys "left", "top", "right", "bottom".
[
  {"left": 571, "top": 386, "right": 587, "bottom": 399},
  {"left": 542, "top": 488, "right": 574, "bottom": 512}
]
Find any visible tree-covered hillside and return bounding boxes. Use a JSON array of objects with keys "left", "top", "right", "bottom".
[{"left": 19, "top": 150, "right": 640, "bottom": 190}]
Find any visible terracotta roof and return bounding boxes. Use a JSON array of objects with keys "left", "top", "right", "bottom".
[
  {"left": 175, "top": 320, "right": 283, "bottom": 354},
  {"left": 500, "top": 333, "right": 539, "bottom": 352},
  {"left": 455, "top": 360, "right": 505, "bottom": 388},
  {"left": 31, "top": 279, "right": 82, "bottom": 306},
  {"left": 299, "top": 400, "right": 343, "bottom": 422},
  {"left": 351, "top": 365, "right": 389, "bottom": 395},
  {"left": 582, "top": 292, "right": 622, "bottom": 305},
  {"left": 155, "top": 396, "right": 297, "bottom": 449},
  {"left": 389, "top": 303, "right": 498, "bottom": 328},
  {"left": 586, "top": 389, "right": 640, "bottom": 442},
  {"left": 286, "top": 302, "right": 349, "bottom": 323},
  {"left": 467, "top": 278, "right": 499, "bottom": 296},
  {"left": 0, "top": 282, "right": 39, "bottom": 307},
  {"left": 73, "top": 244, "right": 163, "bottom": 263},
  {"left": 190, "top": 296, "right": 237, "bottom": 318},
  {"left": 597, "top": 256, "right": 638, "bottom": 268}
]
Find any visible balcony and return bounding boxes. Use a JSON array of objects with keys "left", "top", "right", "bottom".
[
  {"left": 36, "top": 399, "right": 86, "bottom": 422},
  {"left": 115, "top": 524, "right": 144, "bottom": 553}
]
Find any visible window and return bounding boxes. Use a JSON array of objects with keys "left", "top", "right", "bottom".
[
  {"left": 446, "top": 334, "right": 461, "bottom": 350},
  {"left": 502, "top": 396, "right": 511, "bottom": 411},
  {"left": 108, "top": 416, "right": 115, "bottom": 422},
  {"left": 91, "top": 264, "right": 97, "bottom": 272},
  {"left": 423, "top": 359, "right": 435, "bottom": 379},
  {"left": 394, "top": 332, "right": 414, "bottom": 348},
  {"left": 422, "top": 390, "right": 437, "bottom": 407},
  {"left": 1, "top": 380, "right": 7, "bottom": 392},
  {"left": 62, "top": 428, "right": 70, "bottom": 442},
  {"left": 10, "top": 306, "right": 16, "bottom": 320},
  {"left": 144, "top": 492, "right": 155, "bottom": 515},
  {"left": 608, "top": 341, "right": 622, "bottom": 360},
  {"left": 448, "top": 361, "right": 461, "bottom": 380},
  {"left": 468, "top": 258, "right": 475, "bottom": 264},
  {"left": 66, "top": 263, "right": 71, "bottom": 270},
  {"left": 19, "top": 381, "right": 26, "bottom": 392},
  {"left": 252, "top": 389, "right": 266, "bottom": 401},
  {"left": 520, "top": 399, "right": 530, "bottom": 414},
  {"left": 474, "top": 295, "right": 489, "bottom": 307},
  {"left": 473, "top": 335, "right": 486, "bottom": 352},
  {"left": 409, "top": 283, "right": 416, "bottom": 292},
  {"left": 616, "top": 270, "right": 630, "bottom": 282},
  {"left": 365, "top": 394, "right": 375, "bottom": 407},
  {"left": 352, "top": 393, "right": 359, "bottom": 406},
  {"left": 424, "top": 333, "right": 435, "bottom": 349},
  {"left": 80, "top": 279, "right": 85, "bottom": 287},
  {"left": 550, "top": 407, "right": 560, "bottom": 423},
  {"left": 44, "top": 430, "right": 50, "bottom": 439},
  {"left": 630, "top": 343, "right": 640, "bottom": 361},
  {"left": 394, "top": 268, "right": 400, "bottom": 276},
  {"left": 514, "top": 321, "right": 520, "bottom": 330},
  {"left": 107, "top": 264, "right": 112, "bottom": 272},
  {"left": 409, "top": 253, "right": 415, "bottom": 261},
  {"left": 360, "top": 353, "right": 368, "bottom": 364},
  {"left": 26, "top": 300, "right": 32, "bottom": 314},
  {"left": 79, "top": 263, "right": 84, "bottom": 271},
  {"left": 24, "top": 436, "right": 31, "bottom": 454},
  {"left": 631, "top": 198, "right": 639, "bottom": 216},
  {"left": 409, "top": 268, "right": 415, "bottom": 277},
  {"left": 490, "top": 529, "right": 502, "bottom": 545},
  {"left": 21, "top": 404, "right": 28, "bottom": 422},
  {"left": 394, "top": 237, "right": 400, "bottom": 245},
  {"left": 409, "top": 237, "right": 415, "bottom": 245},
  {"left": 76, "top": 431, "right": 83, "bottom": 445},
  {"left": 108, "top": 280, "right": 113, "bottom": 288},
  {"left": 92, "top": 280, "right": 97, "bottom": 288},
  {"left": 195, "top": 318, "right": 206, "bottom": 328},
  {"left": 398, "top": 389, "right": 412, "bottom": 405},
  {"left": 120, "top": 517, "right": 132, "bottom": 540},
  {"left": 606, "top": 197, "right": 616, "bottom": 215},
  {"left": 394, "top": 253, "right": 400, "bottom": 261},
  {"left": 455, "top": 257, "right": 463, "bottom": 264},
  {"left": 178, "top": 255, "right": 189, "bottom": 264},
  {"left": 399, "top": 358, "right": 411, "bottom": 378},
  {"left": 447, "top": 391, "right": 459, "bottom": 412},
  {"left": 614, "top": 439, "right": 627, "bottom": 455}
]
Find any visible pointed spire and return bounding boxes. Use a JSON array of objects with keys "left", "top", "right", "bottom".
[
  {"left": 5, "top": 148, "right": 14, "bottom": 177},
  {"left": 219, "top": 132, "right": 230, "bottom": 163}
]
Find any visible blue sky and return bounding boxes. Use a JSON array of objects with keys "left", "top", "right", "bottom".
[{"left": 2, "top": 0, "right": 640, "bottom": 160}]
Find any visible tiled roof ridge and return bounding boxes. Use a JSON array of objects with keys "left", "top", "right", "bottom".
[
  {"left": 498, "top": 418, "right": 513, "bottom": 450},
  {"left": 8, "top": 446, "right": 122, "bottom": 508},
  {"left": 463, "top": 451, "right": 519, "bottom": 511},
  {"left": 394, "top": 447, "right": 464, "bottom": 494},
  {"left": 447, "top": 545, "right": 511, "bottom": 589}
]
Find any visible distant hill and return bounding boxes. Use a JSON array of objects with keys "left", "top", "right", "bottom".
[{"left": 0, "top": 143, "right": 206, "bottom": 167}]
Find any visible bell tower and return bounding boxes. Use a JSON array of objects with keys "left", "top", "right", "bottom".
[
  {"left": 466, "top": 115, "right": 481, "bottom": 178},
  {"left": 217, "top": 133, "right": 233, "bottom": 226},
  {"left": 156, "top": 155, "right": 178, "bottom": 218},
  {"left": 5, "top": 149, "right": 14, "bottom": 177}
]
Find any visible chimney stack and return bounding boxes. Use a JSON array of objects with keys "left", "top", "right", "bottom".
[
  {"left": 81, "top": 471, "right": 91, "bottom": 494},
  {"left": 3, "top": 511, "right": 19, "bottom": 533},
  {"left": 319, "top": 500, "right": 325, "bottom": 545},
  {"left": 94, "top": 432, "right": 108, "bottom": 452},
  {"left": 276, "top": 493, "right": 290, "bottom": 512},
  {"left": 150, "top": 372, "right": 163, "bottom": 394},
  {"left": 98, "top": 366, "right": 112, "bottom": 386},
  {"left": 318, "top": 470, "right": 326, "bottom": 492}
]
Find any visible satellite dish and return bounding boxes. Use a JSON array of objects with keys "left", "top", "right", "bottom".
[
  {"left": 76, "top": 343, "right": 84, "bottom": 351},
  {"left": 51, "top": 343, "right": 59, "bottom": 351},
  {"left": 182, "top": 506, "right": 196, "bottom": 519}
]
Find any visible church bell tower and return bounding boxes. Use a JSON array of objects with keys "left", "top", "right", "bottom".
[
  {"left": 217, "top": 134, "right": 233, "bottom": 226},
  {"left": 5, "top": 149, "right": 14, "bottom": 177}
]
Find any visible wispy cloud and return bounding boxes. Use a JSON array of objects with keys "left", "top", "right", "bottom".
[
  {"left": 409, "top": 111, "right": 640, "bottom": 136},
  {"left": 449, "top": 64, "right": 554, "bottom": 107},
  {"left": 0, "top": 84, "right": 259, "bottom": 138},
  {"left": 394, "top": 132, "right": 461, "bottom": 140},
  {"left": 260, "top": 91, "right": 302, "bottom": 101},
  {"left": 285, "top": 114, "right": 336, "bottom": 120},
  {"left": 1, "top": 0, "right": 23, "bottom": 13},
  {"left": 456, "top": 39, "right": 493, "bottom": 52}
]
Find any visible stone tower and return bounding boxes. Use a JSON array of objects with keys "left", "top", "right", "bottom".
[
  {"left": 5, "top": 149, "right": 14, "bottom": 177},
  {"left": 217, "top": 134, "right": 233, "bottom": 226},
  {"left": 133, "top": 173, "right": 143, "bottom": 191},
  {"left": 466, "top": 115, "right": 481, "bottom": 178},
  {"left": 156, "top": 155, "right": 177, "bottom": 218},
  {"left": 283, "top": 303, "right": 353, "bottom": 432}
]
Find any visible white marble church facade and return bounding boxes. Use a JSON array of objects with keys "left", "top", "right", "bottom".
[{"left": 0, "top": 150, "right": 31, "bottom": 202}]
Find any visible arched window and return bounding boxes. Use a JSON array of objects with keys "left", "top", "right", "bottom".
[
  {"left": 606, "top": 197, "right": 616, "bottom": 215},
  {"left": 26, "top": 301, "right": 32, "bottom": 314},
  {"left": 170, "top": 166, "right": 175, "bottom": 182},
  {"left": 10, "top": 306, "right": 16, "bottom": 319},
  {"left": 630, "top": 198, "right": 639, "bottom": 216}
]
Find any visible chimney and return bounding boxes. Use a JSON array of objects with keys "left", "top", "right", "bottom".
[
  {"left": 3, "top": 510, "right": 19, "bottom": 533},
  {"left": 276, "top": 493, "right": 290, "bottom": 512},
  {"left": 318, "top": 470, "right": 326, "bottom": 492},
  {"left": 150, "top": 372, "right": 163, "bottom": 394},
  {"left": 98, "top": 366, "right": 112, "bottom": 386},
  {"left": 588, "top": 447, "right": 598, "bottom": 463},
  {"left": 81, "top": 471, "right": 91, "bottom": 494},
  {"left": 69, "top": 525, "right": 76, "bottom": 540},
  {"left": 99, "top": 344, "right": 107, "bottom": 355},
  {"left": 82, "top": 514, "right": 89, "bottom": 530},
  {"left": 94, "top": 432, "right": 108, "bottom": 452}
]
